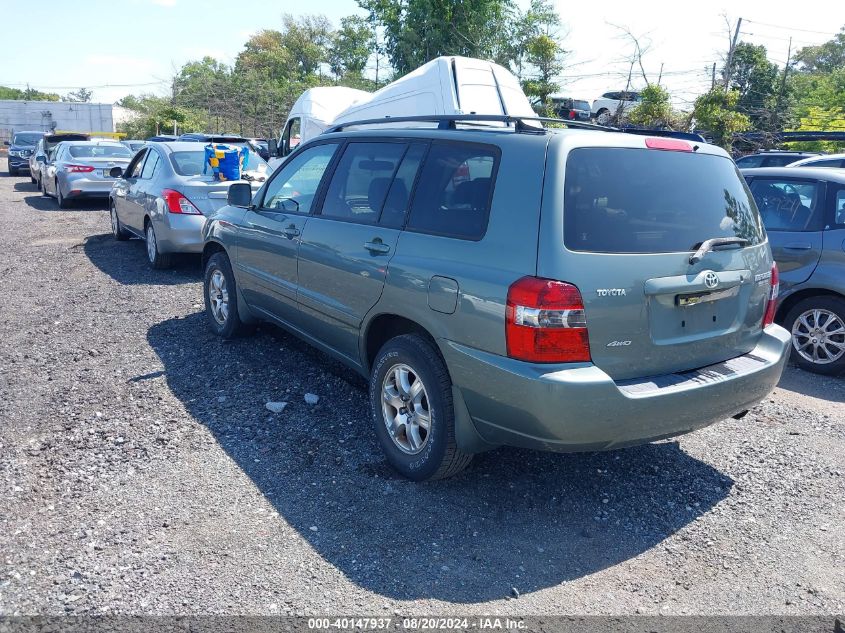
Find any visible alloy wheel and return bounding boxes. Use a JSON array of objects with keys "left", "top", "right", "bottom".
[
  {"left": 792, "top": 308, "right": 845, "bottom": 365},
  {"left": 381, "top": 363, "right": 431, "bottom": 454},
  {"left": 110, "top": 206, "right": 119, "bottom": 237},
  {"left": 208, "top": 269, "right": 229, "bottom": 325},
  {"left": 146, "top": 225, "right": 157, "bottom": 263}
]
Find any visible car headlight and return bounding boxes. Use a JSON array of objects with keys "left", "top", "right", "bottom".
[{"left": 9, "top": 150, "right": 21, "bottom": 157}]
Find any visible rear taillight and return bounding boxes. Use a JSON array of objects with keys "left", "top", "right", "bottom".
[
  {"left": 67, "top": 164, "right": 95, "bottom": 173},
  {"left": 763, "top": 262, "right": 779, "bottom": 328},
  {"left": 568, "top": 111, "right": 576, "bottom": 119},
  {"left": 506, "top": 276, "right": 591, "bottom": 363},
  {"left": 162, "top": 189, "right": 202, "bottom": 215}
]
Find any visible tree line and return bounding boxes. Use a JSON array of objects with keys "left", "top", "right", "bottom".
[{"left": 3, "top": 1, "right": 842, "bottom": 152}]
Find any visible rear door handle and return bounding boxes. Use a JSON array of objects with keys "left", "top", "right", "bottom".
[
  {"left": 783, "top": 242, "right": 812, "bottom": 250},
  {"left": 364, "top": 240, "right": 391, "bottom": 255},
  {"left": 283, "top": 225, "right": 300, "bottom": 238}
]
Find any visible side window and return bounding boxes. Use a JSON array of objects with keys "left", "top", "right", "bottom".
[
  {"left": 807, "top": 158, "right": 844, "bottom": 168},
  {"left": 749, "top": 178, "right": 824, "bottom": 232},
  {"left": 140, "top": 151, "right": 160, "bottom": 179},
  {"left": 736, "top": 155, "right": 763, "bottom": 168},
  {"left": 321, "top": 142, "right": 407, "bottom": 223},
  {"left": 761, "top": 156, "right": 793, "bottom": 167},
  {"left": 261, "top": 143, "right": 338, "bottom": 213},
  {"left": 380, "top": 143, "right": 427, "bottom": 229},
  {"left": 406, "top": 143, "right": 498, "bottom": 240},
  {"left": 126, "top": 149, "right": 148, "bottom": 179},
  {"left": 835, "top": 189, "right": 845, "bottom": 226}
]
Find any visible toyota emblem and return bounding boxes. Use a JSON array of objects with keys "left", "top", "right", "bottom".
[{"left": 703, "top": 271, "right": 719, "bottom": 289}]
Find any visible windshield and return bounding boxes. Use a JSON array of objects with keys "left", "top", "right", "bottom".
[
  {"left": 68, "top": 144, "right": 133, "bottom": 159},
  {"left": 564, "top": 147, "right": 764, "bottom": 253},
  {"left": 13, "top": 133, "right": 42, "bottom": 146},
  {"left": 169, "top": 149, "right": 270, "bottom": 178}
]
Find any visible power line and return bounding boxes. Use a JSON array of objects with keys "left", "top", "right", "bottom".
[{"left": 743, "top": 19, "right": 841, "bottom": 37}]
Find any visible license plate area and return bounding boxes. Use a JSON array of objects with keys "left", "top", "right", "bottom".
[
  {"left": 102, "top": 169, "right": 113, "bottom": 178},
  {"left": 676, "top": 286, "right": 739, "bottom": 307}
]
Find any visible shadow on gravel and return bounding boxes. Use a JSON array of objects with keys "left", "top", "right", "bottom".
[
  {"left": 83, "top": 233, "right": 200, "bottom": 285},
  {"left": 148, "top": 312, "right": 733, "bottom": 603},
  {"left": 21, "top": 192, "right": 109, "bottom": 212},
  {"left": 777, "top": 366, "right": 845, "bottom": 403}
]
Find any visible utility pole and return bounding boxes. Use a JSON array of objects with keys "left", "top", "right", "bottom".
[
  {"left": 711, "top": 62, "right": 716, "bottom": 89},
  {"left": 723, "top": 17, "right": 743, "bottom": 89},
  {"left": 774, "top": 37, "right": 793, "bottom": 131},
  {"left": 657, "top": 62, "right": 664, "bottom": 86}
]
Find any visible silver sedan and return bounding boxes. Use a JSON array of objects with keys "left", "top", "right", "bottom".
[
  {"left": 41, "top": 141, "right": 133, "bottom": 208},
  {"left": 109, "top": 141, "right": 271, "bottom": 269}
]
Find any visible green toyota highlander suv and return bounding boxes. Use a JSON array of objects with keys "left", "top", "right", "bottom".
[{"left": 201, "top": 115, "right": 791, "bottom": 480}]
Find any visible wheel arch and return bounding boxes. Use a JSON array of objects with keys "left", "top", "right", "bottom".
[
  {"left": 363, "top": 313, "right": 440, "bottom": 373},
  {"left": 776, "top": 287, "right": 845, "bottom": 325},
  {"left": 202, "top": 240, "right": 228, "bottom": 271}
]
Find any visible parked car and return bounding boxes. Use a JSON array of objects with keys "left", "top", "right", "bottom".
[
  {"left": 742, "top": 166, "right": 845, "bottom": 374},
  {"left": 109, "top": 142, "right": 271, "bottom": 269},
  {"left": 30, "top": 132, "right": 91, "bottom": 188},
  {"left": 40, "top": 140, "right": 133, "bottom": 208},
  {"left": 591, "top": 91, "right": 641, "bottom": 125},
  {"left": 200, "top": 114, "right": 790, "bottom": 480},
  {"left": 121, "top": 140, "right": 146, "bottom": 153},
  {"left": 4, "top": 130, "right": 43, "bottom": 176},
  {"left": 735, "top": 150, "right": 822, "bottom": 168},
  {"left": 788, "top": 153, "right": 845, "bottom": 169},
  {"left": 146, "top": 135, "right": 178, "bottom": 142},
  {"left": 550, "top": 97, "right": 591, "bottom": 122}
]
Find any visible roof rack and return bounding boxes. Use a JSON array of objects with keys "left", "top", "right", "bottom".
[
  {"left": 325, "top": 114, "right": 613, "bottom": 135},
  {"left": 326, "top": 114, "right": 707, "bottom": 144}
]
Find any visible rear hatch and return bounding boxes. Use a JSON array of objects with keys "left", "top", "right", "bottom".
[{"left": 539, "top": 135, "right": 772, "bottom": 381}]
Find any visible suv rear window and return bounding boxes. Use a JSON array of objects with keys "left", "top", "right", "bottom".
[{"left": 564, "top": 147, "right": 764, "bottom": 253}]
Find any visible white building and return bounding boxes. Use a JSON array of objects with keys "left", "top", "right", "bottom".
[{"left": 0, "top": 100, "right": 117, "bottom": 142}]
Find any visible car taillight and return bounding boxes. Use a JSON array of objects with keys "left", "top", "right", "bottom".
[
  {"left": 568, "top": 111, "right": 576, "bottom": 119},
  {"left": 162, "top": 189, "right": 202, "bottom": 215},
  {"left": 67, "top": 164, "right": 95, "bottom": 173},
  {"left": 506, "top": 276, "right": 591, "bottom": 363},
  {"left": 763, "top": 262, "right": 779, "bottom": 328}
]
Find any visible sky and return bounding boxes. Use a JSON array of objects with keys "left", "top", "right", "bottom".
[{"left": 4, "top": 0, "right": 845, "bottom": 110}]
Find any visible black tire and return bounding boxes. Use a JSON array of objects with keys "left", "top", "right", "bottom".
[
  {"left": 203, "top": 251, "right": 248, "bottom": 339},
  {"left": 8, "top": 167, "right": 17, "bottom": 177},
  {"left": 30, "top": 174, "right": 36, "bottom": 184},
  {"left": 110, "top": 202, "right": 129, "bottom": 241},
  {"left": 40, "top": 176, "right": 47, "bottom": 197},
  {"left": 784, "top": 295, "right": 845, "bottom": 376},
  {"left": 369, "top": 334, "right": 472, "bottom": 481},
  {"left": 56, "top": 181, "right": 70, "bottom": 209},
  {"left": 144, "top": 221, "right": 172, "bottom": 269}
]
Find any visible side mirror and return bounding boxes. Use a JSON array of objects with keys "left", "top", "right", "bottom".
[
  {"left": 36, "top": 155, "right": 47, "bottom": 164},
  {"left": 3, "top": 140, "right": 9, "bottom": 146},
  {"left": 268, "top": 138, "right": 278, "bottom": 158},
  {"left": 109, "top": 166, "right": 124, "bottom": 178},
  {"left": 227, "top": 182, "right": 252, "bottom": 207}
]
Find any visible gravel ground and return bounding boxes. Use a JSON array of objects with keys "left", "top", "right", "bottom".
[{"left": 1, "top": 159, "right": 843, "bottom": 616}]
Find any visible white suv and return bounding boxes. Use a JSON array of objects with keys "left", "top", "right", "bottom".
[{"left": 592, "top": 91, "right": 641, "bottom": 125}]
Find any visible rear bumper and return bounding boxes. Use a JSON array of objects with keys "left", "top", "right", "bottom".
[
  {"left": 442, "top": 325, "right": 791, "bottom": 452},
  {"left": 65, "top": 178, "right": 115, "bottom": 197},
  {"left": 156, "top": 213, "right": 206, "bottom": 254}
]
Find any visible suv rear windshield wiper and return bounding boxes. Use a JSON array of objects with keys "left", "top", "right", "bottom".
[{"left": 689, "top": 237, "right": 750, "bottom": 264}]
